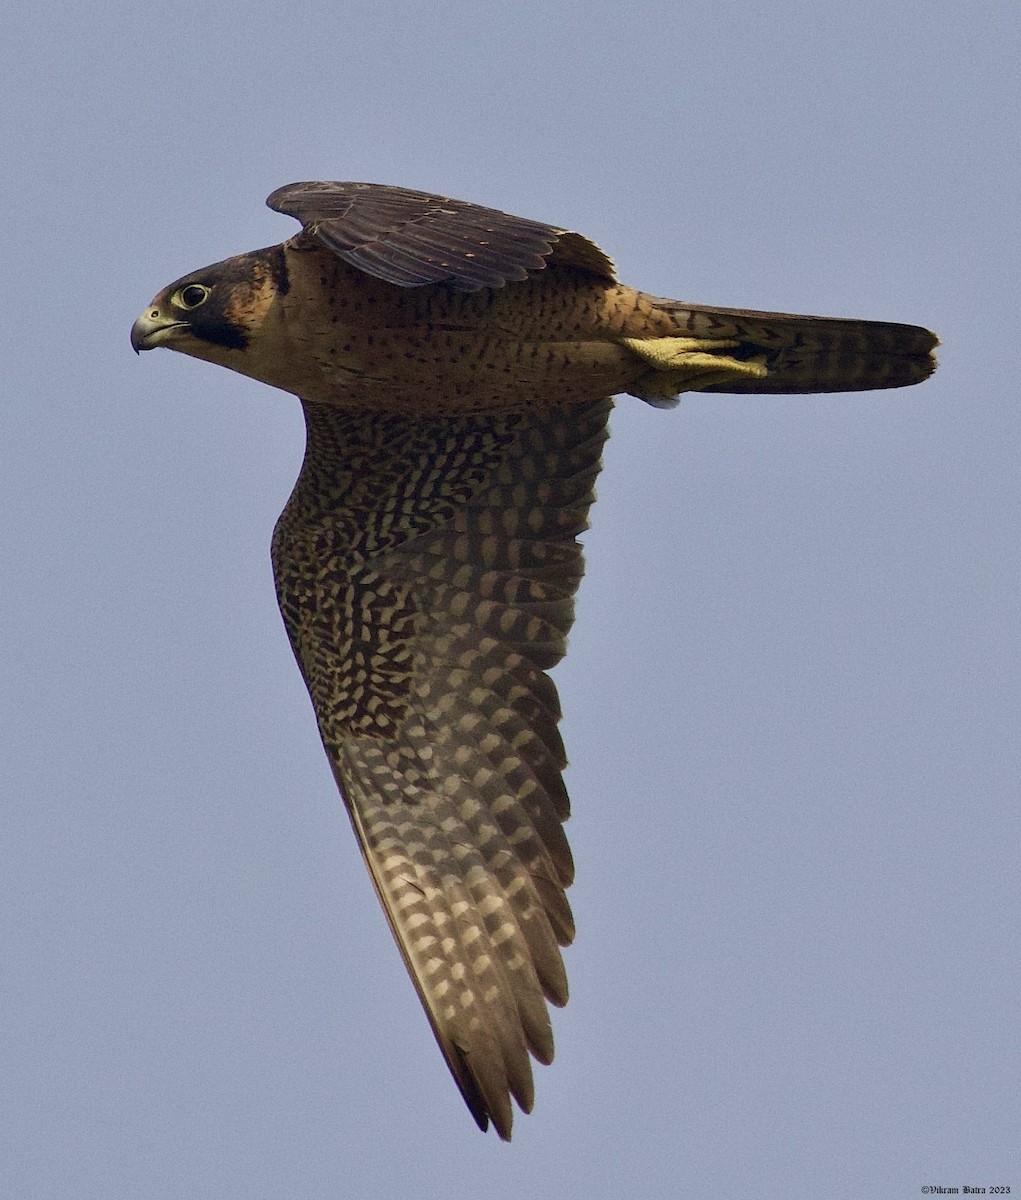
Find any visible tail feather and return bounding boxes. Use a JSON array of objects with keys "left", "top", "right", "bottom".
[{"left": 648, "top": 298, "right": 938, "bottom": 395}]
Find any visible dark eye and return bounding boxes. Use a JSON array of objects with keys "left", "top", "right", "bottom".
[{"left": 176, "top": 284, "right": 210, "bottom": 309}]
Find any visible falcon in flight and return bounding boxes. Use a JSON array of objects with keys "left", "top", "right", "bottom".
[{"left": 131, "top": 182, "right": 937, "bottom": 1138}]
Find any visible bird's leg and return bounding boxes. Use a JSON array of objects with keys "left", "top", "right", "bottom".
[{"left": 621, "top": 335, "right": 768, "bottom": 405}]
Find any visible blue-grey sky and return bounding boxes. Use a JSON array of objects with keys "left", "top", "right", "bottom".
[{"left": 2, "top": 2, "right": 1017, "bottom": 1197}]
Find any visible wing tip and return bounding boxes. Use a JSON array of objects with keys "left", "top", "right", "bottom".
[{"left": 448, "top": 1042, "right": 518, "bottom": 1140}]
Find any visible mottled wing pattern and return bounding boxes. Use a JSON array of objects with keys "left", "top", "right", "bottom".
[
  {"left": 267, "top": 181, "right": 616, "bottom": 291},
  {"left": 271, "top": 397, "right": 611, "bottom": 1138}
]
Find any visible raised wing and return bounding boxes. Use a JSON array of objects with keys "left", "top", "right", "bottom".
[
  {"left": 271, "top": 396, "right": 611, "bottom": 1137},
  {"left": 267, "top": 180, "right": 616, "bottom": 291}
]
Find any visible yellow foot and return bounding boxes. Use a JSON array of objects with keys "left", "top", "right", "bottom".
[{"left": 620, "top": 335, "right": 769, "bottom": 406}]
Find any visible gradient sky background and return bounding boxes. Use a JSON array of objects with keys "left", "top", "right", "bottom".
[{"left": 2, "top": 2, "right": 1018, "bottom": 1197}]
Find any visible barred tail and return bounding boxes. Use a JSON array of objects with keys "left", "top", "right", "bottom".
[{"left": 631, "top": 298, "right": 937, "bottom": 399}]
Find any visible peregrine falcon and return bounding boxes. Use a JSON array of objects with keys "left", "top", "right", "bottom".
[{"left": 131, "top": 181, "right": 937, "bottom": 1138}]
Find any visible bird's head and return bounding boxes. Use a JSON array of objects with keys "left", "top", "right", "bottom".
[{"left": 130, "top": 246, "right": 289, "bottom": 368}]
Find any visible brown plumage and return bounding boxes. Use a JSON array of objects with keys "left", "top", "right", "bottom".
[{"left": 131, "top": 182, "right": 937, "bottom": 1138}]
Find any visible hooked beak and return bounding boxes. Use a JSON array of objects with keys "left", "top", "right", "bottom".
[{"left": 130, "top": 307, "right": 188, "bottom": 354}]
